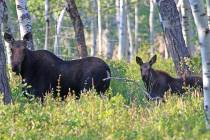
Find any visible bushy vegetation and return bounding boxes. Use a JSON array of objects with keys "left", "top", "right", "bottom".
[{"left": 0, "top": 50, "right": 207, "bottom": 139}]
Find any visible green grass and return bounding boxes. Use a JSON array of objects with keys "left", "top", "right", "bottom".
[{"left": 0, "top": 52, "right": 208, "bottom": 140}]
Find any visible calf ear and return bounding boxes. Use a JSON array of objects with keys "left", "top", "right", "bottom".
[
  {"left": 23, "top": 32, "right": 32, "bottom": 42},
  {"left": 136, "top": 56, "right": 143, "bottom": 66},
  {"left": 4, "top": 33, "right": 15, "bottom": 44},
  {"left": 149, "top": 55, "right": 157, "bottom": 66}
]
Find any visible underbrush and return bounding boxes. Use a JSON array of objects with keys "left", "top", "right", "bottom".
[{"left": 0, "top": 52, "right": 207, "bottom": 139}]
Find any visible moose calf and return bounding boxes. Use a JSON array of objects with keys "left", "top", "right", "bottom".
[
  {"left": 4, "top": 32, "right": 111, "bottom": 100},
  {"left": 136, "top": 55, "right": 203, "bottom": 100}
]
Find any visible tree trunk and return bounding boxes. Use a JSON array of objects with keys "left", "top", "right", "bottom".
[
  {"left": 66, "top": 0, "right": 88, "bottom": 57},
  {"left": 91, "top": 0, "right": 97, "bottom": 56},
  {"left": 118, "top": 0, "right": 127, "bottom": 60},
  {"left": 2, "top": 0, "right": 13, "bottom": 65},
  {"left": 126, "top": 0, "right": 134, "bottom": 62},
  {"left": 97, "top": 0, "right": 102, "bottom": 56},
  {"left": 189, "top": 0, "right": 210, "bottom": 129},
  {"left": 54, "top": 7, "right": 66, "bottom": 56},
  {"left": 207, "top": 0, "right": 210, "bottom": 29},
  {"left": 156, "top": 0, "right": 191, "bottom": 76},
  {"left": 149, "top": 0, "right": 155, "bottom": 56},
  {"left": 15, "top": 0, "right": 34, "bottom": 50},
  {"left": 0, "top": 0, "right": 12, "bottom": 104},
  {"left": 134, "top": 0, "right": 140, "bottom": 54},
  {"left": 179, "top": 0, "right": 195, "bottom": 56},
  {"left": 105, "top": 15, "right": 115, "bottom": 59},
  {"left": 116, "top": 0, "right": 120, "bottom": 31},
  {"left": 44, "top": 0, "right": 50, "bottom": 50}
]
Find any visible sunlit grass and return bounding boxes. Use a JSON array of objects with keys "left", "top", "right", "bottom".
[{"left": 1, "top": 51, "right": 207, "bottom": 139}]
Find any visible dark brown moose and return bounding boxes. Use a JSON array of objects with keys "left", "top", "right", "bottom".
[
  {"left": 136, "top": 55, "right": 203, "bottom": 100},
  {"left": 4, "top": 32, "right": 111, "bottom": 100}
]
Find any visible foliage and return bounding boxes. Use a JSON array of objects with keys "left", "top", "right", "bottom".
[{"left": 0, "top": 52, "right": 206, "bottom": 139}]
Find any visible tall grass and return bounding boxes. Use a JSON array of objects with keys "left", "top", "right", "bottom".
[{"left": 0, "top": 51, "right": 207, "bottom": 140}]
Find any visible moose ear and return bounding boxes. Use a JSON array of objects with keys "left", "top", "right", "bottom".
[
  {"left": 23, "top": 32, "right": 32, "bottom": 42},
  {"left": 4, "top": 33, "right": 15, "bottom": 44},
  {"left": 149, "top": 55, "right": 157, "bottom": 66},
  {"left": 136, "top": 56, "right": 143, "bottom": 66}
]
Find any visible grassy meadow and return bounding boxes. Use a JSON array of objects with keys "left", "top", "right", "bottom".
[{"left": 0, "top": 51, "right": 208, "bottom": 140}]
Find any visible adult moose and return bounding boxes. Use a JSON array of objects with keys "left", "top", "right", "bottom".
[
  {"left": 4, "top": 32, "right": 111, "bottom": 100},
  {"left": 136, "top": 55, "right": 202, "bottom": 100}
]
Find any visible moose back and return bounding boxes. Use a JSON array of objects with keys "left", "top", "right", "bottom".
[
  {"left": 4, "top": 32, "right": 111, "bottom": 100},
  {"left": 136, "top": 55, "right": 203, "bottom": 100}
]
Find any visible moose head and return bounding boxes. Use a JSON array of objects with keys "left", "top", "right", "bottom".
[
  {"left": 136, "top": 55, "right": 157, "bottom": 79},
  {"left": 4, "top": 32, "right": 32, "bottom": 74}
]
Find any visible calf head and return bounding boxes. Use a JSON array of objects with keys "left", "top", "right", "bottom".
[
  {"left": 4, "top": 32, "right": 32, "bottom": 74},
  {"left": 136, "top": 55, "right": 157, "bottom": 79}
]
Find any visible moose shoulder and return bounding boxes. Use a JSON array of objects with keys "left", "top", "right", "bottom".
[
  {"left": 136, "top": 55, "right": 203, "bottom": 100},
  {"left": 4, "top": 32, "right": 111, "bottom": 100}
]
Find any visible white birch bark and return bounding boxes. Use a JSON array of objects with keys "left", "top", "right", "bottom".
[
  {"left": 118, "top": 0, "right": 127, "bottom": 60},
  {"left": 126, "top": 1, "right": 133, "bottom": 62},
  {"left": 134, "top": 0, "right": 140, "bottom": 54},
  {"left": 2, "top": 1, "right": 13, "bottom": 65},
  {"left": 15, "top": 0, "right": 34, "bottom": 50},
  {"left": 149, "top": 0, "right": 155, "bottom": 56},
  {"left": 207, "top": 0, "right": 210, "bottom": 28},
  {"left": 54, "top": 7, "right": 66, "bottom": 56},
  {"left": 179, "top": 0, "right": 195, "bottom": 56},
  {"left": 97, "top": 0, "right": 102, "bottom": 56},
  {"left": 44, "top": 0, "right": 50, "bottom": 50},
  {"left": 116, "top": 0, "right": 120, "bottom": 31},
  {"left": 189, "top": 0, "right": 210, "bottom": 128},
  {"left": 91, "top": 0, "right": 97, "bottom": 56}
]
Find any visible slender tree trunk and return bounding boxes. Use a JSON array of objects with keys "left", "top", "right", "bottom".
[
  {"left": 97, "top": 0, "right": 102, "bottom": 56},
  {"left": 134, "top": 0, "right": 140, "bottom": 54},
  {"left": 91, "top": 0, "right": 97, "bottom": 56},
  {"left": 127, "top": 1, "right": 134, "bottom": 62},
  {"left": 156, "top": 0, "right": 191, "bottom": 76},
  {"left": 15, "top": 0, "right": 34, "bottom": 50},
  {"left": 179, "top": 0, "right": 195, "bottom": 56},
  {"left": 116, "top": 0, "right": 120, "bottom": 31},
  {"left": 118, "top": 0, "right": 127, "bottom": 60},
  {"left": 149, "top": 0, "right": 155, "bottom": 56},
  {"left": 189, "top": 0, "right": 210, "bottom": 129},
  {"left": 105, "top": 4, "right": 115, "bottom": 59},
  {"left": 54, "top": 7, "right": 66, "bottom": 56},
  {"left": 44, "top": 0, "right": 50, "bottom": 50},
  {"left": 66, "top": 0, "right": 88, "bottom": 57},
  {"left": 3, "top": 0, "right": 13, "bottom": 65},
  {"left": 207, "top": 0, "right": 210, "bottom": 29},
  {"left": 0, "top": 0, "right": 12, "bottom": 104}
]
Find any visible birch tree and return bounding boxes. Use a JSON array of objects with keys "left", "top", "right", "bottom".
[
  {"left": 105, "top": 17, "right": 115, "bottom": 59},
  {"left": 178, "top": 0, "right": 195, "bottom": 56},
  {"left": 155, "top": 0, "right": 191, "bottom": 76},
  {"left": 118, "top": 0, "right": 127, "bottom": 60},
  {"left": 54, "top": 7, "right": 66, "bottom": 56},
  {"left": 116, "top": 0, "right": 120, "bottom": 31},
  {"left": 66, "top": 0, "right": 88, "bottom": 57},
  {"left": 15, "top": 0, "right": 34, "bottom": 50},
  {"left": 44, "top": 0, "right": 50, "bottom": 50},
  {"left": 207, "top": 0, "right": 210, "bottom": 28},
  {"left": 3, "top": 0, "right": 13, "bottom": 65},
  {"left": 126, "top": 0, "right": 134, "bottom": 62},
  {"left": 149, "top": 0, "right": 155, "bottom": 56},
  {"left": 189, "top": 0, "right": 210, "bottom": 129},
  {"left": 97, "top": 0, "right": 102, "bottom": 56},
  {"left": 134, "top": 0, "right": 140, "bottom": 54},
  {"left": 0, "top": 0, "right": 12, "bottom": 104},
  {"left": 91, "top": 0, "right": 97, "bottom": 56}
]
